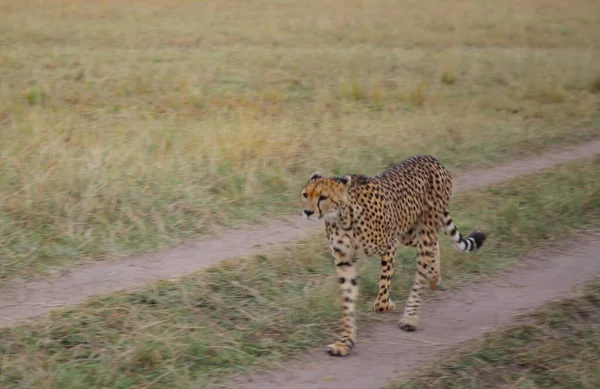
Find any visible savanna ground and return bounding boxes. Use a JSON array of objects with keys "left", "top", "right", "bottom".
[
  {"left": 392, "top": 280, "right": 600, "bottom": 389},
  {"left": 1, "top": 157, "right": 599, "bottom": 388},
  {"left": 1, "top": 0, "right": 600, "bottom": 282}
]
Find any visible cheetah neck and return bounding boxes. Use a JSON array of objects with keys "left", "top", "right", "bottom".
[{"left": 324, "top": 202, "right": 354, "bottom": 229}]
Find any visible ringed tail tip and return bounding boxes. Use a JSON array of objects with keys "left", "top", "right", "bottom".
[{"left": 468, "top": 231, "right": 487, "bottom": 249}]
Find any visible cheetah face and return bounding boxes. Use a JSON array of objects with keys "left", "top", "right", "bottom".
[{"left": 300, "top": 171, "right": 352, "bottom": 221}]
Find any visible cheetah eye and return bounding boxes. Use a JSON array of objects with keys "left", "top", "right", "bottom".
[
  {"left": 302, "top": 193, "right": 308, "bottom": 199},
  {"left": 319, "top": 195, "right": 328, "bottom": 201}
]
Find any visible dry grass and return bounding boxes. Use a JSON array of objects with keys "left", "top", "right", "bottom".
[
  {"left": 1, "top": 158, "right": 599, "bottom": 389},
  {"left": 1, "top": 0, "right": 600, "bottom": 281},
  {"left": 392, "top": 281, "right": 600, "bottom": 389}
]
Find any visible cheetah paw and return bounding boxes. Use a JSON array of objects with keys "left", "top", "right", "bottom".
[
  {"left": 373, "top": 298, "right": 396, "bottom": 312},
  {"left": 429, "top": 274, "right": 442, "bottom": 290},
  {"left": 326, "top": 339, "right": 354, "bottom": 357},
  {"left": 427, "top": 270, "right": 442, "bottom": 290},
  {"left": 398, "top": 314, "right": 419, "bottom": 332}
]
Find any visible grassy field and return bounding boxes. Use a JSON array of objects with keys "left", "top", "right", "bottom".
[
  {"left": 1, "top": 0, "right": 600, "bottom": 281},
  {"left": 1, "top": 157, "right": 599, "bottom": 389},
  {"left": 392, "top": 280, "right": 600, "bottom": 389}
]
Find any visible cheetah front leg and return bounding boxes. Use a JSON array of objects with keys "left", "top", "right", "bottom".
[
  {"left": 398, "top": 221, "right": 439, "bottom": 331},
  {"left": 430, "top": 241, "right": 441, "bottom": 289},
  {"left": 327, "top": 251, "right": 359, "bottom": 357},
  {"left": 373, "top": 250, "right": 396, "bottom": 312}
]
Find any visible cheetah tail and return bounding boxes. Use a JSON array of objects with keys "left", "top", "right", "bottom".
[{"left": 442, "top": 211, "right": 486, "bottom": 252}]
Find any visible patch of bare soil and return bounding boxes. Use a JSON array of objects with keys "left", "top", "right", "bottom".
[
  {"left": 1, "top": 140, "right": 599, "bottom": 327},
  {"left": 231, "top": 231, "right": 600, "bottom": 389}
]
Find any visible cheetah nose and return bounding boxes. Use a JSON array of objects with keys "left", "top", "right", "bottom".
[{"left": 303, "top": 210, "right": 314, "bottom": 217}]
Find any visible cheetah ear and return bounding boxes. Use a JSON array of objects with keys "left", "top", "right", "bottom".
[
  {"left": 339, "top": 175, "right": 352, "bottom": 186},
  {"left": 309, "top": 171, "right": 323, "bottom": 181}
]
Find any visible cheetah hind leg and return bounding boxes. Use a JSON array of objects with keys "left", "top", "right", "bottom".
[
  {"left": 398, "top": 247, "right": 439, "bottom": 331},
  {"left": 397, "top": 226, "right": 442, "bottom": 290},
  {"left": 399, "top": 220, "right": 439, "bottom": 330}
]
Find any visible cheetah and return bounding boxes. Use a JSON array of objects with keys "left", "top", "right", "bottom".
[{"left": 300, "top": 155, "right": 486, "bottom": 357}]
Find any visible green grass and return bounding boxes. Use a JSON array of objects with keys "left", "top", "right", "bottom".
[
  {"left": 1, "top": 157, "right": 599, "bottom": 388},
  {"left": 1, "top": 0, "right": 600, "bottom": 281},
  {"left": 391, "top": 281, "right": 600, "bottom": 389}
]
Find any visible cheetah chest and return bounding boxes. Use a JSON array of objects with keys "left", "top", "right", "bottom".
[{"left": 325, "top": 222, "right": 384, "bottom": 260}]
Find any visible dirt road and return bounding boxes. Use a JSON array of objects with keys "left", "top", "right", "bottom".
[
  {"left": 232, "top": 231, "right": 600, "bottom": 389},
  {"left": 1, "top": 140, "right": 600, "bottom": 327}
]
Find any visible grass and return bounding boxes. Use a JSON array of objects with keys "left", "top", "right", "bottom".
[
  {"left": 1, "top": 0, "right": 600, "bottom": 282},
  {"left": 391, "top": 281, "right": 600, "bottom": 389},
  {"left": 1, "top": 157, "right": 599, "bottom": 388}
]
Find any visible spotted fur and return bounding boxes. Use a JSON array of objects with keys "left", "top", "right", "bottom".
[{"left": 300, "top": 155, "right": 486, "bottom": 357}]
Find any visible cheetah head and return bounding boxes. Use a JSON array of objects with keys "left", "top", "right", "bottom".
[{"left": 300, "top": 171, "right": 352, "bottom": 221}]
